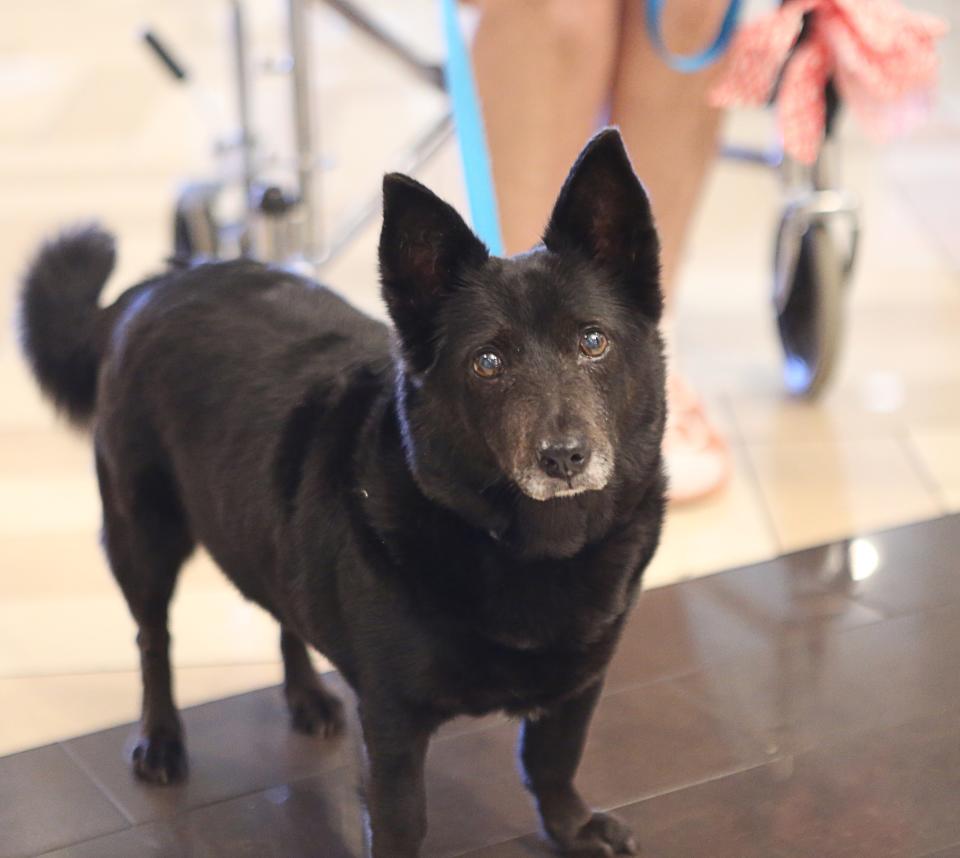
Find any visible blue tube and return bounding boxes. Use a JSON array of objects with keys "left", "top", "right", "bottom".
[
  {"left": 645, "top": 0, "right": 743, "bottom": 73},
  {"left": 439, "top": 0, "right": 504, "bottom": 256}
]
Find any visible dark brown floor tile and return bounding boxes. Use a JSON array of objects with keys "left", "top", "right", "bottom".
[
  {"left": 576, "top": 681, "right": 768, "bottom": 809},
  {"left": 690, "top": 544, "right": 888, "bottom": 634},
  {"left": 421, "top": 678, "right": 768, "bottom": 857},
  {"left": 62, "top": 680, "right": 358, "bottom": 825},
  {"left": 606, "top": 585, "right": 710, "bottom": 690},
  {"left": 841, "top": 514, "right": 960, "bottom": 616},
  {"left": 434, "top": 712, "right": 510, "bottom": 743},
  {"left": 921, "top": 847, "right": 960, "bottom": 858},
  {"left": 0, "top": 744, "right": 129, "bottom": 858},
  {"left": 42, "top": 683, "right": 512, "bottom": 857},
  {"left": 609, "top": 706, "right": 960, "bottom": 858},
  {"left": 609, "top": 546, "right": 884, "bottom": 693},
  {"left": 675, "top": 598, "right": 960, "bottom": 756},
  {"left": 464, "top": 705, "right": 960, "bottom": 858},
  {"left": 422, "top": 721, "right": 540, "bottom": 857},
  {"left": 38, "top": 766, "right": 363, "bottom": 858},
  {"left": 457, "top": 835, "right": 545, "bottom": 857}
]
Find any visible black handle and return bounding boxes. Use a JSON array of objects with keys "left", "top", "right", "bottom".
[{"left": 142, "top": 29, "right": 189, "bottom": 82}]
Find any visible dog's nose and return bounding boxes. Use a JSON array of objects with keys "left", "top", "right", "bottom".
[{"left": 538, "top": 438, "right": 591, "bottom": 479}]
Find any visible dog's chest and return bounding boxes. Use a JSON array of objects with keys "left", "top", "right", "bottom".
[
  {"left": 355, "top": 473, "right": 657, "bottom": 718},
  {"left": 431, "top": 622, "right": 620, "bottom": 717},
  {"left": 426, "top": 558, "right": 632, "bottom": 716}
]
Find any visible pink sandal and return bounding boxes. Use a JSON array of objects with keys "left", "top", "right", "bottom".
[{"left": 663, "top": 373, "right": 731, "bottom": 504}]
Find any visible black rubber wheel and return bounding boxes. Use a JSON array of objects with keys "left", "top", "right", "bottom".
[
  {"left": 173, "top": 182, "right": 221, "bottom": 264},
  {"left": 173, "top": 208, "right": 195, "bottom": 262},
  {"left": 774, "top": 220, "right": 845, "bottom": 399}
]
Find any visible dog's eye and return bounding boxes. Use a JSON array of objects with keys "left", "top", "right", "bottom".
[
  {"left": 579, "top": 329, "right": 609, "bottom": 359},
  {"left": 473, "top": 350, "right": 504, "bottom": 379}
]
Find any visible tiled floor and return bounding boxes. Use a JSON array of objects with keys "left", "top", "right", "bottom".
[
  {"left": 1, "top": 0, "right": 959, "bottom": 757},
  {"left": 2, "top": 514, "right": 959, "bottom": 858}
]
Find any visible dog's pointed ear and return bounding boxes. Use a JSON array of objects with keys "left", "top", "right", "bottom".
[
  {"left": 543, "top": 128, "right": 662, "bottom": 320},
  {"left": 379, "top": 173, "right": 489, "bottom": 372}
]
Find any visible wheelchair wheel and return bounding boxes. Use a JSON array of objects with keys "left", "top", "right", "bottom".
[
  {"left": 774, "top": 219, "right": 845, "bottom": 399},
  {"left": 173, "top": 182, "right": 221, "bottom": 263}
]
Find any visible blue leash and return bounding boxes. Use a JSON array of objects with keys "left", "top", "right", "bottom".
[
  {"left": 439, "top": 0, "right": 742, "bottom": 256},
  {"left": 439, "top": 0, "right": 504, "bottom": 255},
  {"left": 644, "top": 0, "right": 743, "bottom": 73}
]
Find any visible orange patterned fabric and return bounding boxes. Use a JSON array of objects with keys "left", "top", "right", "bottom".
[{"left": 710, "top": 0, "right": 948, "bottom": 163}]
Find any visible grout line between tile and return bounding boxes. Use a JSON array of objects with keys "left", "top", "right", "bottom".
[
  {"left": 847, "top": 566, "right": 960, "bottom": 624},
  {"left": 61, "top": 733, "right": 362, "bottom": 835},
  {"left": 664, "top": 672, "right": 777, "bottom": 756},
  {"left": 915, "top": 839, "right": 960, "bottom": 858},
  {"left": 457, "top": 761, "right": 780, "bottom": 857},
  {"left": 183, "top": 761, "right": 362, "bottom": 824},
  {"left": 600, "top": 665, "right": 707, "bottom": 702},
  {"left": 881, "top": 165, "right": 960, "bottom": 275},
  {"left": 732, "top": 438, "right": 785, "bottom": 556},
  {"left": 602, "top": 757, "right": 777, "bottom": 817},
  {"left": 717, "top": 391, "right": 747, "bottom": 448},
  {"left": 32, "top": 824, "right": 133, "bottom": 858},
  {"left": 31, "top": 822, "right": 134, "bottom": 858},
  {"left": 0, "top": 659, "right": 286, "bottom": 682},
  {"left": 897, "top": 429, "right": 951, "bottom": 513},
  {"left": 57, "top": 740, "right": 138, "bottom": 827}
]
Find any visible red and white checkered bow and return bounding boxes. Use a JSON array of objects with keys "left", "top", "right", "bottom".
[{"left": 710, "top": 0, "right": 949, "bottom": 164}]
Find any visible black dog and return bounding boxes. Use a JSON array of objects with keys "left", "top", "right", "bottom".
[{"left": 20, "top": 128, "right": 665, "bottom": 857}]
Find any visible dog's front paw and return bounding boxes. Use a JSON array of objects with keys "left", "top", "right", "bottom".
[
  {"left": 552, "top": 812, "right": 637, "bottom": 857},
  {"left": 131, "top": 728, "right": 188, "bottom": 785},
  {"left": 285, "top": 686, "right": 346, "bottom": 738}
]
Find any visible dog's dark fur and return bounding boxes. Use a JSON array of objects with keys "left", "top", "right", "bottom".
[{"left": 20, "top": 129, "right": 666, "bottom": 857}]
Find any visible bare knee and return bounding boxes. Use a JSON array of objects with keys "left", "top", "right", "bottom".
[
  {"left": 657, "top": 0, "right": 736, "bottom": 53},
  {"left": 471, "top": 0, "right": 618, "bottom": 59}
]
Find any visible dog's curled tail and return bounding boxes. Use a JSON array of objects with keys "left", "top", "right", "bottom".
[{"left": 19, "top": 225, "right": 116, "bottom": 426}]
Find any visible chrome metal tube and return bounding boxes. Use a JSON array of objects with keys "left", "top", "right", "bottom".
[
  {"left": 231, "top": 0, "right": 255, "bottom": 254},
  {"left": 320, "top": 0, "right": 445, "bottom": 89},
  {"left": 313, "top": 112, "right": 454, "bottom": 268},
  {"left": 288, "top": 0, "right": 319, "bottom": 259}
]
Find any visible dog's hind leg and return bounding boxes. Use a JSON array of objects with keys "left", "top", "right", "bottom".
[
  {"left": 96, "top": 451, "right": 194, "bottom": 785},
  {"left": 280, "top": 628, "right": 345, "bottom": 738}
]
